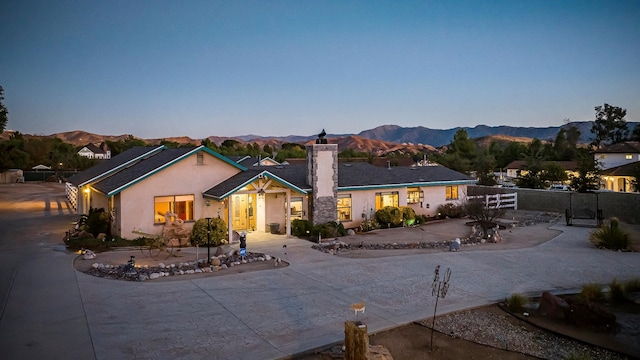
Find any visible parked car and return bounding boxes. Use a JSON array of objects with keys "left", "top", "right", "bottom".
[{"left": 549, "top": 184, "right": 570, "bottom": 191}]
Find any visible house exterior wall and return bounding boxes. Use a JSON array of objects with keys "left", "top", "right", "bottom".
[
  {"left": 337, "top": 184, "right": 468, "bottom": 228},
  {"left": 117, "top": 152, "right": 241, "bottom": 239},
  {"left": 596, "top": 153, "right": 640, "bottom": 169}
]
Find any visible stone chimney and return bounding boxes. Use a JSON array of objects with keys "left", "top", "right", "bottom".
[{"left": 306, "top": 131, "right": 338, "bottom": 225}]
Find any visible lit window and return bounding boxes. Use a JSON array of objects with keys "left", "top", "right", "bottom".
[
  {"left": 375, "top": 192, "right": 399, "bottom": 210},
  {"left": 337, "top": 194, "right": 352, "bottom": 221},
  {"left": 446, "top": 186, "right": 458, "bottom": 200},
  {"left": 154, "top": 195, "right": 194, "bottom": 224},
  {"left": 626, "top": 154, "right": 633, "bottom": 160},
  {"left": 290, "top": 197, "right": 303, "bottom": 220},
  {"left": 407, "top": 187, "right": 422, "bottom": 204},
  {"left": 599, "top": 154, "right": 606, "bottom": 159}
]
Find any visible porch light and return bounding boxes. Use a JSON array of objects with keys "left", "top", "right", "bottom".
[{"left": 83, "top": 188, "right": 90, "bottom": 194}]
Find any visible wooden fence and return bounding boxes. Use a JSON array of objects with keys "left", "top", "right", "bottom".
[{"left": 467, "top": 192, "right": 518, "bottom": 210}]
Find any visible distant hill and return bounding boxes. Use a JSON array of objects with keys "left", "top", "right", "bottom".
[
  {"left": 4, "top": 120, "right": 638, "bottom": 156},
  {"left": 355, "top": 122, "right": 607, "bottom": 147}
]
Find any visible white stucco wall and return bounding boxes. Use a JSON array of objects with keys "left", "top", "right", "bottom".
[
  {"left": 596, "top": 153, "right": 640, "bottom": 170},
  {"left": 117, "top": 152, "right": 241, "bottom": 239},
  {"left": 337, "top": 184, "right": 468, "bottom": 228}
]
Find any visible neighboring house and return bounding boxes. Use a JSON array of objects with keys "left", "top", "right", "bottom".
[
  {"left": 230, "top": 155, "right": 281, "bottom": 167},
  {"left": 67, "top": 140, "right": 475, "bottom": 242},
  {"left": 600, "top": 161, "right": 640, "bottom": 192},
  {"left": 594, "top": 141, "right": 640, "bottom": 170},
  {"left": 504, "top": 160, "right": 579, "bottom": 182},
  {"left": 77, "top": 142, "right": 111, "bottom": 160},
  {"left": 593, "top": 142, "right": 640, "bottom": 193}
]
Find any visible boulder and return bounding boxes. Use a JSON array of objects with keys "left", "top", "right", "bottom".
[
  {"left": 368, "top": 345, "right": 394, "bottom": 360},
  {"left": 210, "top": 257, "right": 221, "bottom": 266},
  {"left": 538, "top": 291, "right": 569, "bottom": 318}
]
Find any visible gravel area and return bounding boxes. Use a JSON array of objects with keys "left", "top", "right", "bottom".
[{"left": 421, "top": 306, "right": 627, "bottom": 360}]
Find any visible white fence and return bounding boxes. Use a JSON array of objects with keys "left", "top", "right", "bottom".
[
  {"left": 65, "top": 182, "right": 78, "bottom": 211},
  {"left": 468, "top": 192, "right": 517, "bottom": 210}
]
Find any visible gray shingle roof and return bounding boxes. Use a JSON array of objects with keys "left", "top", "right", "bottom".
[
  {"left": 600, "top": 161, "right": 640, "bottom": 176},
  {"left": 66, "top": 146, "right": 163, "bottom": 186},
  {"left": 204, "top": 162, "right": 475, "bottom": 199},
  {"left": 92, "top": 147, "right": 196, "bottom": 195}
]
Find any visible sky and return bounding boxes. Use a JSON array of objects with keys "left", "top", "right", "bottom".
[{"left": 1, "top": 0, "right": 639, "bottom": 139}]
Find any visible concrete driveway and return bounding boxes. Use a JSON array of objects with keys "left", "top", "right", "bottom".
[{"left": 1, "top": 183, "right": 639, "bottom": 359}]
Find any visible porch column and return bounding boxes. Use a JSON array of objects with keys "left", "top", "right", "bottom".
[
  {"left": 227, "top": 196, "right": 233, "bottom": 243},
  {"left": 285, "top": 189, "right": 291, "bottom": 237}
]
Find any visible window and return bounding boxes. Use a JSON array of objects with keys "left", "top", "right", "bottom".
[
  {"left": 407, "top": 187, "right": 422, "bottom": 204},
  {"left": 197, "top": 152, "right": 204, "bottom": 165},
  {"left": 154, "top": 195, "right": 194, "bottom": 224},
  {"left": 446, "top": 186, "right": 458, "bottom": 200},
  {"left": 337, "top": 194, "right": 352, "bottom": 221},
  {"left": 290, "top": 197, "right": 303, "bottom": 220},
  {"left": 599, "top": 154, "right": 606, "bottom": 159},
  {"left": 626, "top": 154, "right": 633, "bottom": 160},
  {"left": 375, "top": 191, "right": 398, "bottom": 210}
]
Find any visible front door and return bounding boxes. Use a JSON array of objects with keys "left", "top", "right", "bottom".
[{"left": 232, "top": 194, "right": 248, "bottom": 230}]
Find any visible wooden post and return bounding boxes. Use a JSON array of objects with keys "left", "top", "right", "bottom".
[{"left": 344, "top": 321, "right": 368, "bottom": 360}]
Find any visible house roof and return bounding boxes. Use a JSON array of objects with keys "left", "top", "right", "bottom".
[
  {"left": 235, "top": 156, "right": 280, "bottom": 167},
  {"left": 78, "top": 143, "right": 106, "bottom": 154},
  {"left": 600, "top": 161, "right": 640, "bottom": 176},
  {"left": 92, "top": 146, "right": 246, "bottom": 196},
  {"left": 204, "top": 162, "right": 475, "bottom": 199},
  {"left": 504, "top": 160, "right": 579, "bottom": 171},
  {"left": 66, "top": 146, "right": 164, "bottom": 186},
  {"left": 594, "top": 141, "right": 640, "bottom": 154}
]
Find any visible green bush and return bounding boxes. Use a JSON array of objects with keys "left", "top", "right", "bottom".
[
  {"left": 312, "top": 221, "right": 346, "bottom": 239},
  {"left": 414, "top": 214, "right": 428, "bottom": 225},
  {"left": 375, "top": 206, "right": 403, "bottom": 228},
  {"left": 84, "top": 208, "right": 110, "bottom": 237},
  {"left": 580, "top": 283, "right": 604, "bottom": 302},
  {"left": 292, "top": 219, "right": 313, "bottom": 237},
  {"left": 506, "top": 293, "right": 528, "bottom": 313},
  {"left": 436, "top": 203, "right": 465, "bottom": 218},
  {"left": 360, "top": 219, "right": 379, "bottom": 232},
  {"left": 64, "top": 236, "right": 106, "bottom": 251},
  {"left": 589, "top": 217, "right": 629, "bottom": 250},
  {"left": 608, "top": 278, "right": 626, "bottom": 304},
  {"left": 190, "top": 218, "right": 228, "bottom": 247},
  {"left": 400, "top": 206, "right": 416, "bottom": 225}
]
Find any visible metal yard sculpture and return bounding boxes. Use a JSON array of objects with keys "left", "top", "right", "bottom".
[{"left": 430, "top": 264, "right": 451, "bottom": 351}]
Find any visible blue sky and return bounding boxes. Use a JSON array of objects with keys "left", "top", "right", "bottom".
[{"left": 1, "top": 0, "right": 639, "bottom": 139}]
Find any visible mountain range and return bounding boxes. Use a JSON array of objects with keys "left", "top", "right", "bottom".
[{"left": 4, "top": 121, "right": 639, "bottom": 154}]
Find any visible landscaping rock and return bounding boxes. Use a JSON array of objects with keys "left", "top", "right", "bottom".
[{"left": 538, "top": 291, "right": 569, "bottom": 318}]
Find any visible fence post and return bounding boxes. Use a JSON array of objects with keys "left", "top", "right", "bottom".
[{"left": 344, "top": 321, "right": 368, "bottom": 360}]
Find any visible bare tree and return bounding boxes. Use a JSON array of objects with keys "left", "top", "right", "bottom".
[{"left": 464, "top": 189, "right": 506, "bottom": 239}]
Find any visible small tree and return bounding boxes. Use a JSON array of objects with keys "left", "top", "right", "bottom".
[
  {"left": 0, "top": 85, "right": 8, "bottom": 133},
  {"left": 464, "top": 193, "right": 506, "bottom": 239},
  {"left": 190, "top": 218, "right": 228, "bottom": 247},
  {"left": 570, "top": 155, "right": 600, "bottom": 193}
]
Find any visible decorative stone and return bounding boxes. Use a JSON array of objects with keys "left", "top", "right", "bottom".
[
  {"left": 221, "top": 264, "right": 228, "bottom": 269},
  {"left": 538, "top": 291, "right": 569, "bottom": 318},
  {"left": 211, "top": 258, "right": 221, "bottom": 266},
  {"left": 92, "top": 263, "right": 100, "bottom": 268},
  {"left": 265, "top": 255, "right": 272, "bottom": 261},
  {"left": 158, "top": 263, "right": 165, "bottom": 268},
  {"left": 149, "top": 273, "right": 161, "bottom": 280}
]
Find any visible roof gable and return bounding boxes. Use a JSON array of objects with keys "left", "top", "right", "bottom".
[
  {"left": 92, "top": 146, "right": 245, "bottom": 196},
  {"left": 66, "top": 146, "right": 164, "bottom": 186}
]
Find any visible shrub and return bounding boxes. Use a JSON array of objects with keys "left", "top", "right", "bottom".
[
  {"left": 375, "top": 206, "right": 403, "bottom": 228},
  {"left": 190, "top": 218, "right": 228, "bottom": 247},
  {"left": 400, "top": 206, "right": 416, "bottom": 225},
  {"left": 580, "top": 283, "right": 604, "bottom": 302},
  {"left": 414, "top": 214, "right": 428, "bottom": 225},
  {"left": 565, "top": 296, "right": 616, "bottom": 332},
  {"left": 292, "top": 219, "right": 314, "bottom": 237},
  {"left": 506, "top": 293, "right": 528, "bottom": 313},
  {"left": 84, "top": 208, "right": 110, "bottom": 237},
  {"left": 624, "top": 277, "right": 640, "bottom": 293},
  {"left": 64, "top": 236, "right": 105, "bottom": 251},
  {"left": 608, "top": 278, "right": 626, "bottom": 304},
  {"left": 312, "top": 221, "right": 346, "bottom": 239},
  {"left": 589, "top": 217, "right": 629, "bottom": 250},
  {"left": 436, "top": 203, "right": 465, "bottom": 218},
  {"left": 360, "top": 218, "right": 379, "bottom": 232}
]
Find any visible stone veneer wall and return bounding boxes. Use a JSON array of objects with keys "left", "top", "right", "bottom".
[{"left": 306, "top": 144, "right": 338, "bottom": 225}]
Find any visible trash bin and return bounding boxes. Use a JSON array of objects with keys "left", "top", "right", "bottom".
[{"left": 269, "top": 223, "right": 280, "bottom": 234}]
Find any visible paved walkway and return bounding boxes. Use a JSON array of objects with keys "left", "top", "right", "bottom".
[{"left": 1, "top": 183, "right": 639, "bottom": 359}]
